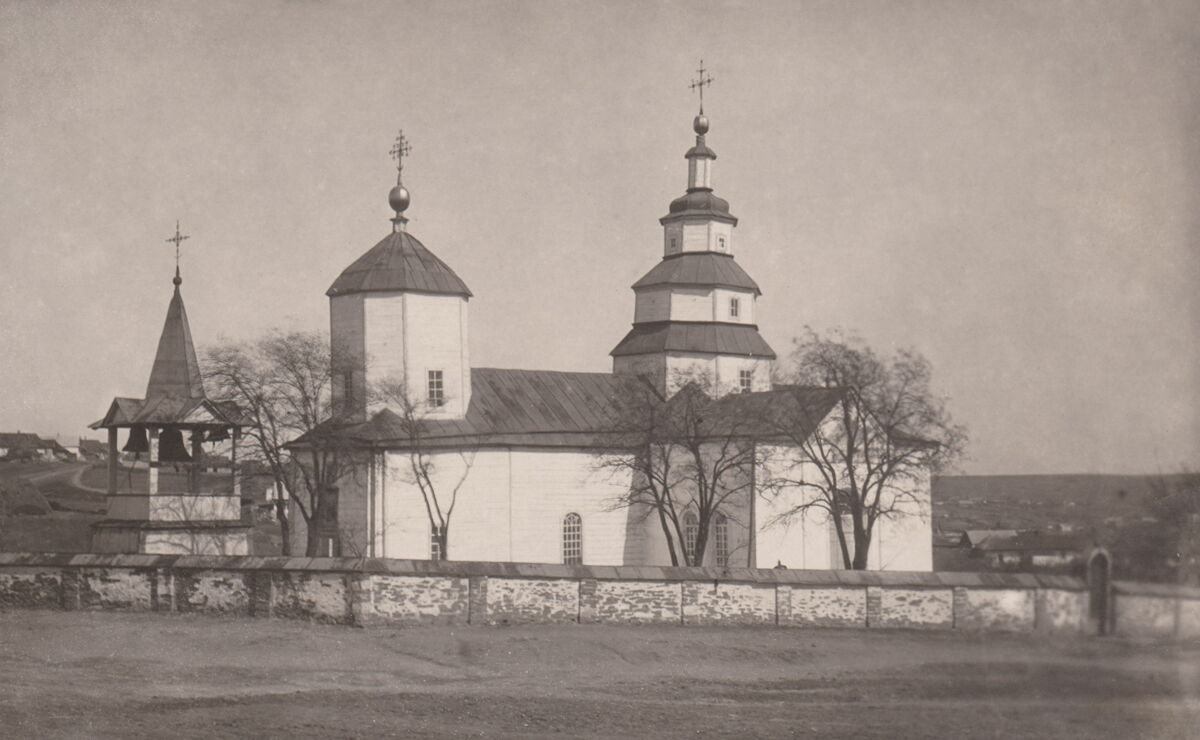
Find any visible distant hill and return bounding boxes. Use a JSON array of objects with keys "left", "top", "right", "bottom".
[{"left": 930, "top": 473, "right": 1177, "bottom": 537}]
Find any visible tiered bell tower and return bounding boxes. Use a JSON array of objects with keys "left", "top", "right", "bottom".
[{"left": 610, "top": 66, "right": 775, "bottom": 396}]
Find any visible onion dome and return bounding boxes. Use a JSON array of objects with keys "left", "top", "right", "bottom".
[{"left": 327, "top": 231, "right": 472, "bottom": 298}]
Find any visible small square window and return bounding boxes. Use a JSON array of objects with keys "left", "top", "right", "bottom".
[
  {"left": 427, "top": 370, "right": 445, "bottom": 407},
  {"left": 738, "top": 369, "right": 753, "bottom": 393},
  {"left": 729, "top": 297, "right": 740, "bottom": 319}
]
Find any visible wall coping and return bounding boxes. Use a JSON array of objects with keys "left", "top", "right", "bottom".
[
  {"left": 0, "top": 552, "right": 1088, "bottom": 590},
  {"left": 1113, "top": 580, "right": 1200, "bottom": 600}
]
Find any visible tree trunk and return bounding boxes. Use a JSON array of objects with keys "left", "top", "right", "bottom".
[
  {"left": 305, "top": 515, "right": 322, "bottom": 557},
  {"left": 276, "top": 499, "right": 291, "bottom": 556},
  {"left": 436, "top": 525, "right": 449, "bottom": 561},
  {"left": 851, "top": 528, "right": 870, "bottom": 570},
  {"left": 656, "top": 507, "right": 679, "bottom": 566}
]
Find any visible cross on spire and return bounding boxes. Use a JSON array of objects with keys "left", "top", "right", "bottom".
[
  {"left": 689, "top": 60, "right": 714, "bottom": 114},
  {"left": 389, "top": 129, "right": 412, "bottom": 184},
  {"left": 165, "top": 220, "right": 190, "bottom": 286}
]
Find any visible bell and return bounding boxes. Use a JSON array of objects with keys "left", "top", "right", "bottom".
[
  {"left": 122, "top": 427, "right": 149, "bottom": 454},
  {"left": 205, "top": 427, "right": 229, "bottom": 443},
  {"left": 158, "top": 428, "right": 192, "bottom": 463}
]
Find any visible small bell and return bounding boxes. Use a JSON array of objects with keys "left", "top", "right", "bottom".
[
  {"left": 122, "top": 427, "right": 149, "bottom": 454},
  {"left": 205, "top": 427, "right": 229, "bottom": 443},
  {"left": 158, "top": 428, "right": 192, "bottom": 463}
]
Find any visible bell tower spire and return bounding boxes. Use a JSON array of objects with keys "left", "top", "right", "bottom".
[{"left": 610, "top": 65, "right": 775, "bottom": 397}]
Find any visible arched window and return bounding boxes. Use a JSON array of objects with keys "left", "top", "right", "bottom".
[
  {"left": 714, "top": 513, "right": 729, "bottom": 568},
  {"left": 562, "top": 513, "right": 583, "bottom": 565},
  {"left": 683, "top": 511, "right": 699, "bottom": 565}
]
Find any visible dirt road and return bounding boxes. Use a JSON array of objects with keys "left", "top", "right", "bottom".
[{"left": 0, "top": 610, "right": 1196, "bottom": 738}]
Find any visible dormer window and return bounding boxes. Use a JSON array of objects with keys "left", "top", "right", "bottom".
[
  {"left": 729, "top": 297, "right": 740, "bottom": 319},
  {"left": 427, "top": 370, "right": 445, "bottom": 407}
]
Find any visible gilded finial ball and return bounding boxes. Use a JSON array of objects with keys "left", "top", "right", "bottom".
[
  {"left": 693, "top": 114, "right": 709, "bottom": 135},
  {"left": 388, "top": 184, "right": 410, "bottom": 213}
]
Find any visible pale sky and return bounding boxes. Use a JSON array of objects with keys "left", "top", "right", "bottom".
[{"left": 1, "top": 0, "right": 1197, "bottom": 475}]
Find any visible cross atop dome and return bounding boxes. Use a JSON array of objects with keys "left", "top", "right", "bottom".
[
  {"left": 389, "top": 129, "right": 412, "bottom": 184},
  {"left": 388, "top": 129, "right": 413, "bottom": 231},
  {"left": 689, "top": 59, "right": 714, "bottom": 116}
]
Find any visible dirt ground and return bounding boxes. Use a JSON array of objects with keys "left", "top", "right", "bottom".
[{"left": 0, "top": 611, "right": 1196, "bottom": 738}]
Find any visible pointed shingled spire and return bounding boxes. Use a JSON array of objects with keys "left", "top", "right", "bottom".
[{"left": 144, "top": 283, "right": 205, "bottom": 399}]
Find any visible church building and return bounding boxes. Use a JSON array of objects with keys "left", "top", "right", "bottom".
[{"left": 306, "top": 104, "right": 933, "bottom": 571}]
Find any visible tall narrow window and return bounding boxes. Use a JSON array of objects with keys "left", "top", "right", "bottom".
[
  {"left": 717, "top": 235, "right": 727, "bottom": 252},
  {"left": 427, "top": 370, "right": 445, "bottom": 407},
  {"left": 683, "top": 511, "right": 699, "bottom": 565},
  {"left": 669, "top": 236, "right": 679, "bottom": 253},
  {"left": 739, "top": 369, "right": 753, "bottom": 393},
  {"left": 562, "top": 512, "right": 583, "bottom": 565},
  {"left": 729, "top": 297, "right": 740, "bottom": 319},
  {"left": 431, "top": 524, "right": 446, "bottom": 560},
  {"left": 714, "top": 513, "right": 729, "bottom": 568}
]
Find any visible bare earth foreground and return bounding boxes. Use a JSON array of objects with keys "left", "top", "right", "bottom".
[{"left": 0, "top": 611, "right": 1196, "bottom": 739}]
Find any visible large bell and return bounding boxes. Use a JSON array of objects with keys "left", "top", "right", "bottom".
[
  {"left": 122, "top": 427, "right": 149, "bottom": 454},
  {"left": 158, "top": 428, "right": 192, "bottom": 463}
]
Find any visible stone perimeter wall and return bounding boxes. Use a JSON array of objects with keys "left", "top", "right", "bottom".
[{"left": 0, "top": 553, "right": 1194, "bottom": 638}]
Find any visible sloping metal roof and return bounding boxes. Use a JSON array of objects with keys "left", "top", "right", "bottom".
[
  {"left": 91, "top": 396, "right": 249, "bottom": 429},
  {"left": 609, "top": 321, "right": 776, "bottom": 358},
  {"left": 327, "top": 231, "right": 472, "bottom": 298},
  {"left": 631, "top": 252, "right": 761, "bottom": 294},
  {"left": 145, "top": 285, "right": 205, "bottom": 400},
  {"left": 342, "top": 368, "right": 649, "bottom": 447},
  {"left": 331, "top": 370, "right": 839, "bottom": 450},
  {"left": 710, "top": 385, "right": 842, "bottom": 441}
]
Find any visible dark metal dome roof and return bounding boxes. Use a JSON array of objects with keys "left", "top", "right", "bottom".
[
  {"left": 661, "top": 189, "right": 737, "bottom": 225},
  {"left": 327, "top": 231, "right": 472, "bottom": 298}
]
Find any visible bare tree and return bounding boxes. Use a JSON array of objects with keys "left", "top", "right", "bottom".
[
  {"left": 761, "top": 328, "right": 967, "bottom": 570},
  {"left": 599, "top": 373, "right": 763, "bottom": 567},
  {"left": 372, "top": 380, "right": 476, "bottom": 560},
  {"left": 203, "top": 331, "right": 363, "bottom": 557}
]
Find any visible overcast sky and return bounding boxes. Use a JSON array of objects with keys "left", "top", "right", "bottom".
[{"left": 1, "top": 0, "right": 1197, "bottom": 475}]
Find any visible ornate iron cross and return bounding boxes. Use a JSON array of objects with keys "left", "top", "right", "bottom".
[
  {"left": 690, "top": 60, "right": 714, "bottom": 113},
  {"left": 165, "top": 220, "right": 190, "bottom": 278},
  {"left": 389, "top": 130, "right": 412, "bottom": 181}
]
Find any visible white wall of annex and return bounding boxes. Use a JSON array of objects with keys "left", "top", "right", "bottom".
[
  {"left": 508, "top": 449, "right": 631, "bottom": 565},
  {"left": 379, "top": 449, "right": 513, "bottom": 561},
  {"left": 754, "top": 447, "right": 932, "bottom": 571},
  {"left": 378, "top": 448, "right": 632, "bottom": 565}
]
